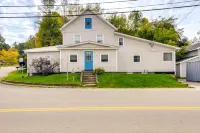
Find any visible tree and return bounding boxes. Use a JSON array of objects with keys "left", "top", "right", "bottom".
[
  {"left": 128, "top": 11, "right": 142, "bottom": 35},
  {"left": 176, "top": 46, "right": 187, "bottom": 61},
  {"left": 40, "top": 0, "right": 56, "bottom": 13},
  {"left": 0, "top": 47, "right": 19, "bottom": 66},
  {"left": 0, "top": 34, "right": 10, "bottom": 50},
  {"left": 36, "top": 12, "right": 63, "bottom": 47},
  {"left": 25, "top": 35, "right": 36, "bottom": 49},
  {"left": 108, "top": 14, "right": 128, "bottom": 33}
]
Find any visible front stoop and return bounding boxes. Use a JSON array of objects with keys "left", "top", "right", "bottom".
[{"left": 82, "top": 71, "right": 97, "bottom": 87}]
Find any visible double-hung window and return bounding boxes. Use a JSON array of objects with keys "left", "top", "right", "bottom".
[
  {"left": 97, "top": 35, "right": 103, "bottom": 43},
  {"left": 163, "top": 52, "right": 172, "bottom": 61},
  {"left": 74, "top": 35, "right": 81, "bottom": 43},
  {"left": 101, "top": 54, "right": 108, "bottom": 62},
  {"left": 70, "top": 54, "right": 78, "bottom": 62},
  {"left": 133, "top": 55, "right": 140, "bottom": 62},
  {"left": 119, "top": 37, "right": 124, "bottom": 46}
]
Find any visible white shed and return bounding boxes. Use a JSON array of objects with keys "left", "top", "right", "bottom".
[{"left": 176, "top": 56, "right": 199, "bottom": 78}]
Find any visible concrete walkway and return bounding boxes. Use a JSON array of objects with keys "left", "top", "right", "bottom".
[
  {"left": 179, "top": 78, "right": 200, "bottom": 89},
  {"left": 0, "top": 66, "right": 16, "bottom": 79}
]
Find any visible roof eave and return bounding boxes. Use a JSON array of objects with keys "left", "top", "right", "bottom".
[{"left": 114, "top": 32, "right": 180, "bottom": 50}]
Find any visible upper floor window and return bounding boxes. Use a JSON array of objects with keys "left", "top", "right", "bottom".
[
  {"left": 163, "top": 52, "right": 172, "bottom": 61},
  {"left": 133, "top": 55, "right": 140, "bottom": 62},
  {"left": 96, "top": 35, "right": 104, "bottom": 43},
  {"left": 74, "top": 35, "right": 81, "bottom": 43},
  {"left": 85, "top": 18, "right": 92, "bottom": 29},
  {"left": 119, "top": 37, "right": 124, "bottom": 46}
]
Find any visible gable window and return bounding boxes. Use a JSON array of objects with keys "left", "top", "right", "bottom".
[
  {"left": 70, "top": 54, "right": 78, "bottom": 62},
  {"left": 85, "top": 18, "right": 92, "bottom": 29},
  {"left": 163, "top": 52, "right": 172, "bottom": 61},
  {"left": 133, "top": 55, "right": 140, "bottom": 62},
  {"left": 74, "top": 35, "right": 81, "bottom": 43},
  {"left": 119, "top": 37, "right": 124, "bottom": 46},
  {"left": 101, "top": 54, "right": 108, "bottom": 62},
  {"left": 96, "top": 35, "right": 103, "bottom": 43}
]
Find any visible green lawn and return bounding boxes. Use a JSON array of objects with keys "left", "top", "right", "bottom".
[
  {"left": 97, "top": 73, "right": 188, "bottom": 88},
  {"left": 3, "top": 70, "right": 81, "bottom": 85}
]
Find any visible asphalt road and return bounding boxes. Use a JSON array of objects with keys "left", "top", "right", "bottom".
[
  {"left": 1, "top": 83, "right": 200, "bottom": 133},
  {"left": 0, "top": 66, "right": 16, "bottom": 79}
]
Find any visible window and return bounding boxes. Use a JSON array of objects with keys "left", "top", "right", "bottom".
[
  {"left": 45, "top": 56, "right": 51, "bottom": 65},
  {"left": 163, "top": 53, "right": 172, "bottom": 61},
  {"left": 119, "top": 38, "right": 124, "bottom": 46},
  {"left": 70, "top": 55, "right": 77, "bottom": 62},
  {"left": 85, "top": 18, "right": 92, "bottom": 29},
  {"left": 74, "top": 35, "right": 81, "bottom": 43},
  {"left": 101, "top": 54, "right": 108, "bottom": 62},
  {"left": 86, "top": 52, "right": 92, "bottom": 61},
  {"left": 133, "top": 55, "right": 140, "bottom": 62},
  {"left": 96, "top": 35, "right": 103, "bottom": 43}
]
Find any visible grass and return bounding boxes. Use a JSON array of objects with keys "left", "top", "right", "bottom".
[
  {"left": 3, "top": 70, "right": 81, "bottom": 85},
  {"left": 97, "top": 73, "right": 188, "bottom": 88}
]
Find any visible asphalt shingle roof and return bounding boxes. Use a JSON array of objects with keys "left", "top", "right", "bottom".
[{"left": 187, "top": 42, "right": 200, "bottom": 51}]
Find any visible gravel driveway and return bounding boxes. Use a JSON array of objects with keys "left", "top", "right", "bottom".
[{"left": 0, "top": 66, "right": 16, "bottom": 79}]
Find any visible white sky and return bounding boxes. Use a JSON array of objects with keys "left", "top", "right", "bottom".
[{"left": 0, "top": 0, "right": 200, "bottom": 45}]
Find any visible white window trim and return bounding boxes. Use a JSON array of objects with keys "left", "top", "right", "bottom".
[
  {"left": 69, "top": 54, "right": 78, "bottom": 63},
  {"left": 84, "top": 17, "right": 92, "bottom": 29},
  {"left": 96, "top": 34, "right": 104, "bottom": 43},
  {"left": 163, "top": 52, "right": 173, "bottom": 62},
  {"left": 133, "top": 55, "right": 141, "bottom": 63},
  {"left": 118, "top": 37, "right": 124, "bottom": 46},
  {"left": 100, "top": 54, "right": 109, "bottom": 63},
  {"left": 73, "top": 35, "right": 81, "bottom": 43}
]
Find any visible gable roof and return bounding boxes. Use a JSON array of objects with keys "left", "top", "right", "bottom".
[
  {"left": 114, "top": 32, "right": 180, "bottom": 50},
  {"left": 187, "top": 42, "right": 200, "bottom": 52},
  {"left": 176, "top": 56, "right": 199, "bottom": 64},
  {"left": 60, "top": 7, "right": 117, "bottom": 31},
  {"left": 24, "top": 45, "right": 60, "bottom": 53},
  {"left": 57, "top": 41, "right": 119, "bottom": 49}
]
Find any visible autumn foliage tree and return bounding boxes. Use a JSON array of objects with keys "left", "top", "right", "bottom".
[{"left": 0, "top": 48, "right": 19, "bottom": 66}]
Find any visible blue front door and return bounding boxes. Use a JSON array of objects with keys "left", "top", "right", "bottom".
[{"left": 85, "top": 51, "right": 93, "bottom": 71}]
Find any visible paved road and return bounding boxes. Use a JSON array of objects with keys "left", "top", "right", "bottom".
[
  {"left": 1, "top": 83, "right": 200, "bottom": 133},
  {"left": 0, "top": 66, "right": 16, "bottom": 79}
]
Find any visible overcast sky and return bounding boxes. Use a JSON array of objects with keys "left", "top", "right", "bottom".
[{"left": 0, "top": 0, "right": 200, "bottom": 45}]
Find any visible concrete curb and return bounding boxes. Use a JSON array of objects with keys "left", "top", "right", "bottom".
[{"left": 1, "top": 79, "right": 82, "bottom": 88}]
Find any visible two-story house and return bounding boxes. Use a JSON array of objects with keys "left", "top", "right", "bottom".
[
  {"left": 176, "top": 42, "right": 200, "bottom": 78},
  {"left": 25, "top": 8, "right": 179, "bottom": 74}
]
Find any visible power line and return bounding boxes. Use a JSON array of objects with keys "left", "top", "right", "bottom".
[
  {"left": 177, "top": 1, "right": 200, "bottom": 25},
  {"left": 0, "top": 0, "right": 199, "bottom": 15},
  {"left": 0, "top": 4, "right": 200, "bottom": 18},
  {"left": 0, "top": 0, "right": 136, "bottom": 7},
  {"left": 0, "top": 22, "right": 32, "bottom": 29}
]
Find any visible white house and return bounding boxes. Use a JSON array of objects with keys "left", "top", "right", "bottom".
[
  {"left": 25, "top": 8, "right": 179, "bottom": 74},
  {"left": 176, "top": 43, "right": 200, "bottom": 78}
]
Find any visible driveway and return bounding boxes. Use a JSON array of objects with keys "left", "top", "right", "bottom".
[
  {"left": 0, "top": 66, "right": 16, "bottom": 79},
  {"left": 1, "top": 83, "right": 200, "bottom": 133}
]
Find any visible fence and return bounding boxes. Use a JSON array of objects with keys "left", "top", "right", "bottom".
[{"left": 187, "top": 61, "right": 200, "bottom": 81}]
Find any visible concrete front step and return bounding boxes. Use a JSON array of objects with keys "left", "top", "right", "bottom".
[
  {"left": 82, "top": 71, "right": 97, "bottom": 86},
  {"left": 82, "top": 81, "right": 96, "bottom": 84},
  {"left": 82, "top": 84, "right": 97, "bottom": 87}
]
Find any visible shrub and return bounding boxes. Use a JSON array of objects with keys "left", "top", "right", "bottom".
[
  {"left": 30, "top": 57, "right": 59, "bottom": 76},
  {"left": 94, "top": 67, "right": 105, "bottom": 75}
]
